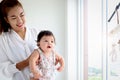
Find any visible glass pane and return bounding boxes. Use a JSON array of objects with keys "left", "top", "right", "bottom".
[
  {"left": 108, "top": 1, "right": 120, "bottom": 80},
  {"left": 88, "top": 0, "right": 102, "bottom": 80}
]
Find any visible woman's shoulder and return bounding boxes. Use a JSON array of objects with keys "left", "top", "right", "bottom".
[
  {"left": 0, "top": 32, "right": 6, "bottom": 39},
  {"left": 0, "top": 32, "right": 7, "bottom": 44}
]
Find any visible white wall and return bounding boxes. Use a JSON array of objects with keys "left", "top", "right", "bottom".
[{"left": 20, "top": 0, "right": 66, "bottom": 80}]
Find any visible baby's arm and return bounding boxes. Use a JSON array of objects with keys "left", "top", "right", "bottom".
[
  {"left": 55, "top": 52, "right": 65, "bottom": 72},
  {"left": 29, "top": 49, "right": 41, "bottom": 79}
]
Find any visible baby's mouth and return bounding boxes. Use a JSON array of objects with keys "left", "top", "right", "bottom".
[{"left": 47, "top": 46, "right": 51, "bottom": 48}]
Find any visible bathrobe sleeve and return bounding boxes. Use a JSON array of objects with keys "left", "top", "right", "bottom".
[{"left": 0, "top": 33, "right": 19, "bottom": 78}]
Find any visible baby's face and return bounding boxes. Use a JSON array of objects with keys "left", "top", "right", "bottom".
[{"left": 38, "top": 36, "right": 55, "bottom": 53}]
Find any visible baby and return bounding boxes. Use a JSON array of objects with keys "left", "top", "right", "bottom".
[{"left": 29, "top": 30, "right": 65, "bottom": 80}]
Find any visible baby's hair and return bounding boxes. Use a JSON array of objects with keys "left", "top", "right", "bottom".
[{"left": 37, "top": 30, "right": 56, "bottom": 46}]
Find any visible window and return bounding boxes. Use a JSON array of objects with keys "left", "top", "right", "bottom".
[{"left": 66, "top": 0, "right": 108, "bottom": 80}]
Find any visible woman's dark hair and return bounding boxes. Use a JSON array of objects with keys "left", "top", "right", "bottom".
[
  {"left": 37, "top": 30, "right": 56, "bottom": 44},
  {"left": 0, "top": 0, "right": 23, "bottom": 34}
]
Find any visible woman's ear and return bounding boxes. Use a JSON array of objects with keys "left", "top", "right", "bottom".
[
  {"left": 4, "top": 17, "right": 9, "bottom": 23},
  {"left": 37, "top": 42, "right": 40, "bottom": 47}
]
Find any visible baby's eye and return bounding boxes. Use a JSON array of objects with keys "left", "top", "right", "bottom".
[
  {"left": 51, "top": 41, "right": 54, "bottom": 43},
  {"left": 44, "top": 40, "right": 48, "bottom": 42}
]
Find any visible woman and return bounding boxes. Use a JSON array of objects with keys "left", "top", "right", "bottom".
[{"left": 0, "top": 0, "right": 40, "bottom": 80}]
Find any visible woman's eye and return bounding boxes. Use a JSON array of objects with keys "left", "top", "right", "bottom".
[
  {"left": 20, "top": 14, "right": 24, "bottom": 17},
  {"left": 20, "top": 12, "right": 25, "bottom": 17},
  {"left": 11, "top": 17, "right": 16, "bottom": 20}
]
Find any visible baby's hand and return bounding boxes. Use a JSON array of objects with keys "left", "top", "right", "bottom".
[
  {"left": 30, "top": 71, "right": 42, "bottom": 79},
  {"left": 33, "top": 72, "right": 41, "bottom": 79},
  {"left": 57, "top": 66, "right": 64, "bottom": 72}
]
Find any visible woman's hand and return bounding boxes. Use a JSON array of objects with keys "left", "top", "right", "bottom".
[{"left": 16, "top": 55, "right": 31, "bottom": 70}]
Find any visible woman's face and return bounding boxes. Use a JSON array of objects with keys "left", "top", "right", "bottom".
[
  {"left": 39, "top": 36, "right": 55, "bottom": 53},
  {"left": 6, "top": 6, "right": 26, "bottom": 32}
]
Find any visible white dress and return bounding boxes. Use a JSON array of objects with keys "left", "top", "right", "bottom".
[
  {"left": 0, "top": 27, "right": 40, "bottom": 80},
  {"left": 37, "top": 49, "right": 56, "bottom": 80}
]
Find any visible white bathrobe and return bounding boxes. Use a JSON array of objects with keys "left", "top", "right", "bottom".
[{"left": 0, "top": 27, "right": 40, "bottom": 80}]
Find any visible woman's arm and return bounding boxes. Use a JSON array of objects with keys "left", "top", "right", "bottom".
[
  {"left": 0, "top": 46, "right": 19, "bottom": 78},
  {"left": 16, "top": 56, "right": 30, "bottom": 70}
]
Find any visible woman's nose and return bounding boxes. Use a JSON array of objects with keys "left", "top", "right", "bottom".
[{"left": 17, "top": 16, "right": 22, "bottom": 24}]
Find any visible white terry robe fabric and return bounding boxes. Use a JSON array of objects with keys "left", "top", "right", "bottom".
[{"left": 0, "top": 27, "right": 40, "bottom": 80}]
